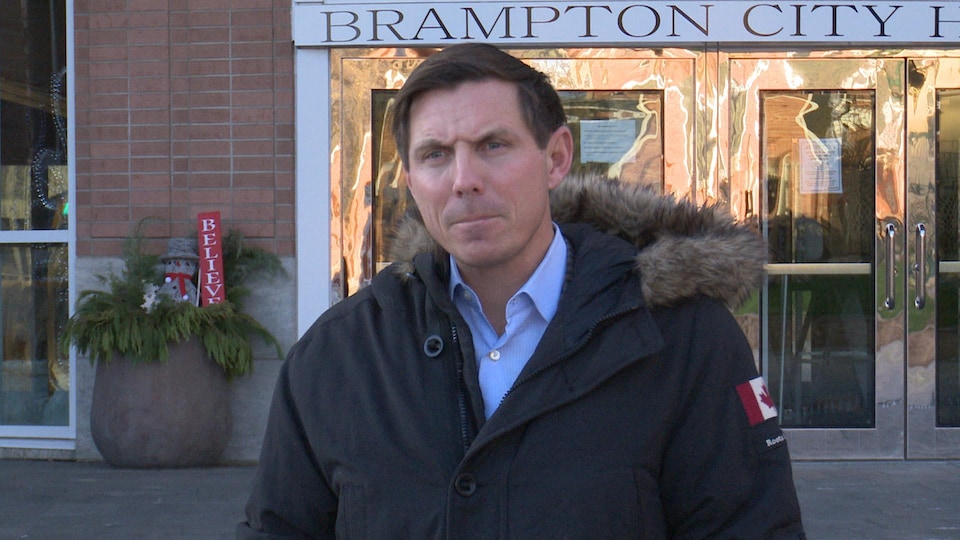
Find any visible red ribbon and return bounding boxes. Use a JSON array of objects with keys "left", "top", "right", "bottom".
[{"left": 165, "top": 273, "right": 193, "bottom": 297}]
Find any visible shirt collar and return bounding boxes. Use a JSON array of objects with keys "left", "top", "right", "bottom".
[{"left": 449, "top": 224, "right": 567, "bottom": 323}]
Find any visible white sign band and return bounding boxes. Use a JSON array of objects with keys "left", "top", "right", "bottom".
[{"left": 293, "top": 1, "right": 960, "bottom": 46}]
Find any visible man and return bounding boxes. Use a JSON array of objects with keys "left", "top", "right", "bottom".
[{"left": 239, "top": 43, "right": 805, "bottom": 538}]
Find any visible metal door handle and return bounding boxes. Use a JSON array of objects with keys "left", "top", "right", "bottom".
[
  {"left": 915, "top": 223, "right": 926, "bottom": 309},
  {"left": 884, "top": 223, "right": 896, "bottom": 310}
]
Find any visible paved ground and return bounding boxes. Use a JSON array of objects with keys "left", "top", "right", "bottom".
[
  {"left": 791, "top": 461, "right": 960, "bottom": 539},
  {"left": 1, "top": 459, "right": 958, "bottom": 539}
]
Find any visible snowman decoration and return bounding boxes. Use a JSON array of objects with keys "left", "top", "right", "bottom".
[{"left": 157, "top": 237, "right": 200, "bottom": 305}]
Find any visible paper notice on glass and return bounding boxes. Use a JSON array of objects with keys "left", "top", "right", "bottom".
[
  {"left": 798, "top": 138, "right": 842, "bottom": 194},
  {"left": 580, "top": 119, "right": 636, "bottom": 164}
]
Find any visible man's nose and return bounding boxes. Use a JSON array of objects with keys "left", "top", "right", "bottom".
[{"left": 451, "top": 152, "right": 484, "bottom": 196}]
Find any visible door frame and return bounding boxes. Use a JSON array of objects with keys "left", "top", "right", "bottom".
[
  {"left": 906, "top": 55, "right": 960, "bottom": 459},
  {"left": 724, "top": 52, "right": 906, "bottom": 459}
]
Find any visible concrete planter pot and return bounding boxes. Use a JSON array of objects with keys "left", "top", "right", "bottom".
[{"left": 90, "top": 338, "right": 232, "bottom": 468}]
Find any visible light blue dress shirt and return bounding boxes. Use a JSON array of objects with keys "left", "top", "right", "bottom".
[{"left": 449, "top": 226, "right": 567, "bottom": 419}]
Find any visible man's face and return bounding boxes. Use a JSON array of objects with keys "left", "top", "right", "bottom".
[{"left": 405, "top": 78, "right": 572, "bottom": 284}]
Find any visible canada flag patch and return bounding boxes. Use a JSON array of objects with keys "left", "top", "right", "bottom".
[{"left": 736, "top": 376, "right": 778, "bottom": 426}]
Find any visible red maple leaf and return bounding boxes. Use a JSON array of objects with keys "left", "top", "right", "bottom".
[{"left": 758, "top": 385, "right": 775, "bottom": 409}]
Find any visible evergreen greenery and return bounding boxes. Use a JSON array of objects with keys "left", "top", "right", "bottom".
[{"left": 59, "top": 221, "right": 286, "bottom": 378}]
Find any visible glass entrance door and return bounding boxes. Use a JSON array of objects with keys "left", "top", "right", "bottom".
[
  {"left": 727, "top": 56, "right": 907, "bottom": 459},
  {"left": 729, "top": 53, "right": 960, "bottom": 459},
  {"left": 906, "top": 57, "right": 960, "bottom": 458}
]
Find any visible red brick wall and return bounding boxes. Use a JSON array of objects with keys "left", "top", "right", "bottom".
[{"left": 73, "top": 0, "right": 294, "bottom": 256}]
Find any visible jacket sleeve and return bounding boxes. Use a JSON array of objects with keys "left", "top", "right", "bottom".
[
  {"left": 658, "top": 299, "right": 806, "bottom": 539},
  {"left": 237, "top": 358, "right": 337, "bottom": 539}
]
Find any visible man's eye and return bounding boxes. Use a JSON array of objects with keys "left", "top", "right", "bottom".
[{"left": 423, "top": 149, "right": 444, "bottom": 161}]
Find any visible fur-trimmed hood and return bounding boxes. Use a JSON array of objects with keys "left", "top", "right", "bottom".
[{"left": 388, "top": 173, "right": 766, "bottom": 309}]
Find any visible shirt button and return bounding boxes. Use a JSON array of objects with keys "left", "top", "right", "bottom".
[
  {"left": 454, "top": 473, "right": 477, "bottom": 497},
  {"left": 488, "top": 350, "right": 501, "bottom": 361}
]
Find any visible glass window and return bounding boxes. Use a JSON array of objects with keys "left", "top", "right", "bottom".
[
  {"left": 761, "top": 90, "right": 877, "bottom": 428},
  {"left": 0, "top": 244, "right": 69, "bottom": 426},
  {"left": 0, "top": 1, "right": 70, "bottom": 428},
  {"left": 936, "top": 89, "right": 960, "bottom": 427}
]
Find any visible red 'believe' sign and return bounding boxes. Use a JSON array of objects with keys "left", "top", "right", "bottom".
[{"left": 197, "top": 211, "right": 226, "bottom": 305}]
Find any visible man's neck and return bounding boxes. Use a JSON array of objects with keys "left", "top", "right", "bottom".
[
  {"left": 456, "top": 268, "right": 522, "bottom": 336},
  {"left": 452, "top": 225, "right": 562, "bottom": 336}
]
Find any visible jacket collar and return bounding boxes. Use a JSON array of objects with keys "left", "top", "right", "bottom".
[{"left": 389, "top": 172, "right": 767, "bottom": 310}]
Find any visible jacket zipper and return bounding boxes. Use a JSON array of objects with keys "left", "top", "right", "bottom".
[{"left": 450, "top": 323, "right": 474, "bottom": 452}]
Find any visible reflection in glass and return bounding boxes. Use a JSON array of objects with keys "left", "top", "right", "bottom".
[
  {"left": 0, "top": 244, "right": 69, "bottom": 426},
  {"left": 936, "top": 89, "right": 960, "bottom": 427},
  {"left": 761, "top": 91, "right": 876, "bottom": 428},
  {"left": 562, "top": 90, "right": 663, "bottom": 192},
  {"left": 371, "top": 90, "right": 406, "bottom": 276},
  {"left": 0, "top": 1, "right": 70, "bottom": 429},
  {"left": 369, "top": 89, "right": 663, "bottom": 271},
  {"left": 0, "top": 1, "right": 69, "bottom": 231}
]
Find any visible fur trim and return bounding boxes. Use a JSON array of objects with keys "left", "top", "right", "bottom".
[{"left": 387, "top": 173, "right": 767, "bottom": 308}]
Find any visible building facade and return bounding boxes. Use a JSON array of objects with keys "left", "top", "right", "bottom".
[{"left": 2, "top": 0, "right": 959, "bottom": 461}]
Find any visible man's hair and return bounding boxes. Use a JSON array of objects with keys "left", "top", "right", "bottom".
[{"left": 390, "top": 43, "right": 567, "bottom": 167}]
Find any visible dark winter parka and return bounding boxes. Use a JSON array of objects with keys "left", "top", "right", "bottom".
[{"left": 239, "top": 174, "right": 806, "bottom": 539}]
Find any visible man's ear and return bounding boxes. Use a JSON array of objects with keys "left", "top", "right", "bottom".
[
  {"left": 546, "top": 125, "right": 574, "bottom": 189},
  {"left": 402, "top": 167, "right": 415, "bottom": 196}
]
